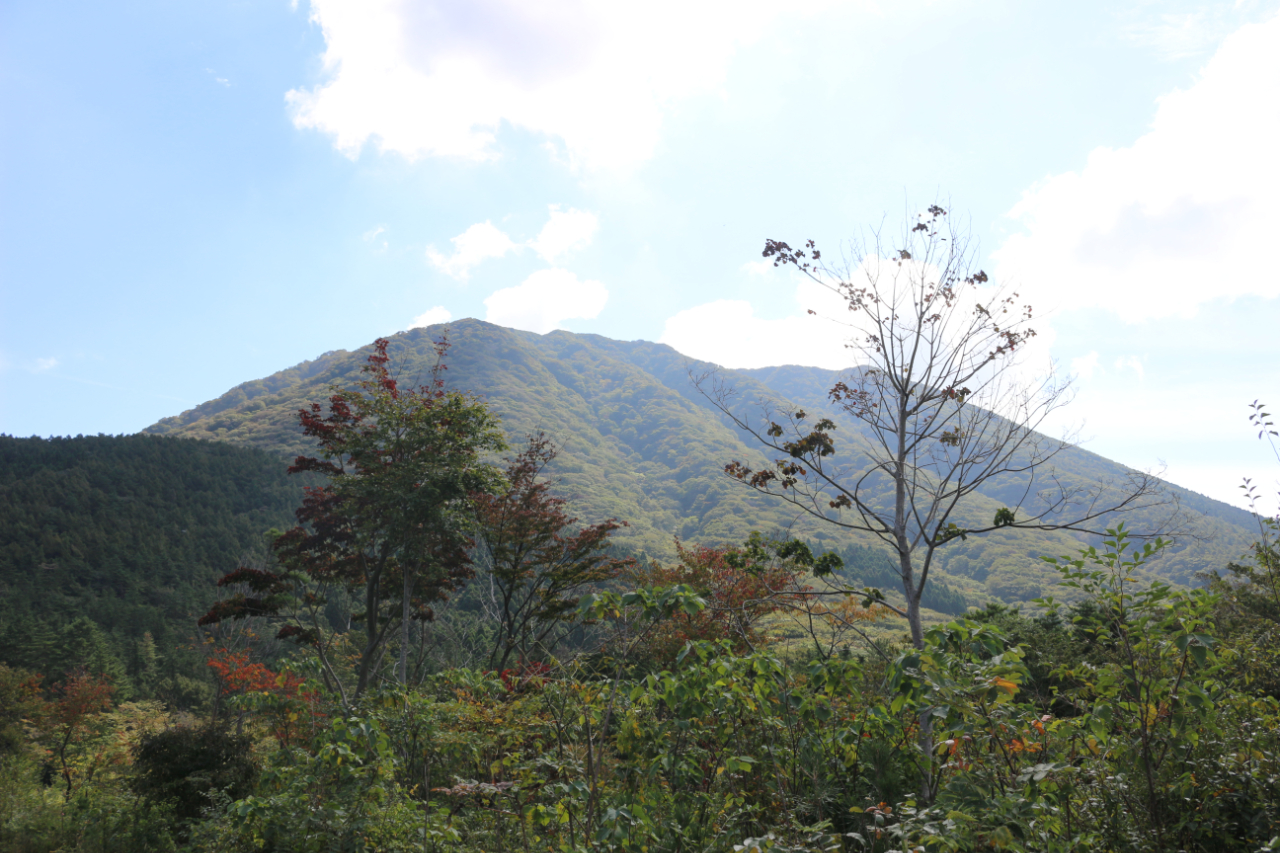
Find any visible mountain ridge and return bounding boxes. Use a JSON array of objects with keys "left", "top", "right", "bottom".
[{"left": 145, "top": 319, "right": 1258, "bottom": 603}]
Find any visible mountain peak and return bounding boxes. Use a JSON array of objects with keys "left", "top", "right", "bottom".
[{"left": 145, "top": 322, "right": 1255, "bottom": 601}]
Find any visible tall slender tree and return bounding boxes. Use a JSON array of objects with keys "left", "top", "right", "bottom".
[
  {"left": 707, "top": 205, "right": 1165, "bottom": 650},
  {"left": 703, "top": 206, "right": 1168, "bottom": 802}
]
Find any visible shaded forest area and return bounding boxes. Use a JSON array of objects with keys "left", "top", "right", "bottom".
[{"left": 0, "top": 435, "right": 304, "bottom": 704}]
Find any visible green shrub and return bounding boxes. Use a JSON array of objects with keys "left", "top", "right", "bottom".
[{"left": 132, "top": 724, "right": 258, "bottom": 826}]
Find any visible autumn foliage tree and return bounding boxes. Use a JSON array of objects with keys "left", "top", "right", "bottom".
[
  {"left": 200, "top": 335, "right": 505, "bottom": 703},
  {"left": 471, "top": 434, "right": 633, "bottom": 671},
  {"left": 39, "top": 669, "right": 114, "bottom": 795},
  {"left": 624, "top": 534, "right": 826, "bottom": 666},
  {"left": 203, "top": 646, "right": 320, "bottom": 746}
]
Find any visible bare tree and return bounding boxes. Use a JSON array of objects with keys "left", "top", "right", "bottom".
[{"left": 701, "top": 205, "right": 1165, "bottom": 650}]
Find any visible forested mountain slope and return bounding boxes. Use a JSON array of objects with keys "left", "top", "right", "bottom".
[
  {"left": 0, "top": 435, "right": 302, "bottom": 698},
  {"left": 145, "top": 319, "right": 1258, "bottom": 603}
]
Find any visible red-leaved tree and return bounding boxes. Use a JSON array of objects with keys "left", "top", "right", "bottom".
[
  {"left": 39, "top": 669, "right": 113, "bottom": 796},
  {"left": 200, "top": 335, "right": 506, "bottom": 704},
  {"left": 471, "top": 434, "right": 633, "bottom": 671},
  {"left": 206, "top": 648, "right": 320, "bottom": 746}
]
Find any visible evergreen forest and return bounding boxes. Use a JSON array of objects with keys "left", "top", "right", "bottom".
[{"left": 0, "top": 434, "right": 306, "bottom": 706}]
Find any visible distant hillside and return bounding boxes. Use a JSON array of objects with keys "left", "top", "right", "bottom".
[
  {"left": 0, "top": 434, "right": 303, "bottom": 697},
  {"left": 145, "top": 319, "right": 1259, "bottom": 604}
]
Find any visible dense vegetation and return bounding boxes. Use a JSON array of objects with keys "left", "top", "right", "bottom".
[
  {"left": 0, "top": 431, "right": 957, "bottom": 703},
  {"left": 2, "top": 331, "right": 1275, "bottom": 852},
  {"left": 2, "top": 526, "right": 1277, "bottom": 852}
]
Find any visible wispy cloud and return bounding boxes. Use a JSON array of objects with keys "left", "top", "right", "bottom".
[
  {"left": 428, "top": 205, "right": 599, "bottom": 280},
  {"left": 741, "top": 258, "right": 776, "bottom": 277},
  {"left": 1115, "top": 355, "right": 1145, "bottom": 381},
  {"left": 1118, "top": 2, "right": 1280, "bottom": 61},
  {"left": 362, "top": 224, "right": 389, "bottom": 253},
  {"left": 1071, "top": 351, "right": 1100, "bottom": 381}
]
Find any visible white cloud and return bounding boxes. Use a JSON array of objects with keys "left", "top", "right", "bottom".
[
  {"left": 659, "top": 278, "right": 854, "bottom": 369},
  {"left": 1165, "top": 461, "right": 1279, "bottom": 515},
  {"left": 1115, "top": 355, "right": 1145, "bottom": 381},
  {"left": 426, "top": 221, "right": 519, "bottom": 280},
  {"left": 1120, "top": 3, "right": 1280, "bottom": 61},
  {"left": 529, "top": 205, "right": 598, "bottom": 263},
  {"left": 994, "top": 13, "right": 1280, "bottom": 321},
  {"left": 1124, "top": 11, "right": 1235, "bottom": 60},
  {"left": 410, "top": 306, "right": 452, "bottom": 328},
  {"left": 1071, "top": 351, "right": 1101, "bottom": 381},
  {"left": 287, "top": 0, "right": 834, "bottom": 169},
  {"left": 428, "top": 206, "right": 599, "bottom": 278},
  {"left": 33, "top": 357, "right": 58, "bottom": 372},
  {"left": 484, "top": 268, "right": 608, "bottom": 333},
  {"left": 741, "top": 258, "right": 776, "bottom": 277},
  {"left": 658, "top": 249, "right": 1033, "bottom": 371}
]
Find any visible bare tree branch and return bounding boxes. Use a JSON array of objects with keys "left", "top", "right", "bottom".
[{"left": 699, "top": 205, "right": 1171, "bottom": 652}]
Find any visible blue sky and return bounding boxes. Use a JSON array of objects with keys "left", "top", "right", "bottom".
[{"left": 2, "top": 0, "right": 1278, "bottom": 512}]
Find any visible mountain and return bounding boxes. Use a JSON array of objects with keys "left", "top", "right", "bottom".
[{"left": 144, "top": 319, "right": 1259, "bottom": 606}]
